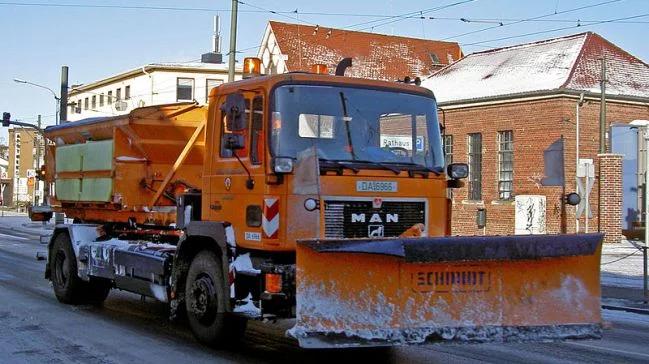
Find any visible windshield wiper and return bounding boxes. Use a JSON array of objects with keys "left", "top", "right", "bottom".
[
  {"left": 319, "top": 159, "right": 359, "bottom": 174},
  {"left": 394, "top": 162, "right": 443, "bottom": 176},
  {"left": 337, "top": 159, "right": 401, "bottom": 175},
  {"left": 339, "top": 92, "right": 357, "bottom": 160}
]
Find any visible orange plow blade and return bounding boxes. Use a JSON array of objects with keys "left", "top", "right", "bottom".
[{"left": 290, "top": 233, "right": 603, "bottom": 348}]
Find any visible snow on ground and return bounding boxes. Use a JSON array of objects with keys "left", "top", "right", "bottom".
[{"left": 601, "top": 240, "right": 646, "bottom": 289}]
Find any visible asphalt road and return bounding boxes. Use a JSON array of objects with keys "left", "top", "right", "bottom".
[{"left": 1, "top": 225, "right": 649, "bottom": 363}]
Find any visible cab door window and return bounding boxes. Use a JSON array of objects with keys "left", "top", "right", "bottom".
[
  {"left": 220, "top": 98, "right": 250, "bottom": 158},
  {"left": 250, "top": 96, "right": 264, "bottom": 164}
]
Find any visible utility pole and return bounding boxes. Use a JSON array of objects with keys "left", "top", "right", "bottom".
[
  {"left": 34, "top": 115, "right": 41, "bottom": 205},
  {"left": 228, "top": 0, "right": 238, "bottom": 82},
  {"left": 60, "top": 66, "right": 68, "bottom": 124},
  {"left": 599, "top": 56, "right": 607, "bottom": 153}
]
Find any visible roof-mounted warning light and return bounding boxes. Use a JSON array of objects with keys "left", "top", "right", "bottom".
[
  {"left": 243, "top": 57, "right": 262, "bottom": 78},
  {"left": 311, "top": 64, "right": 328, "bottom": 75}
]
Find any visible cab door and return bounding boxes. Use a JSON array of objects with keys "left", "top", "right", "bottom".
[{"left": 207, "top": 91, "right": 267, "bottom": 250}]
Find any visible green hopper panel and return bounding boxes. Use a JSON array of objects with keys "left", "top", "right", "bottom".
[
  {"left": 80, "top": 178, "right": 112, "bottom": 202},
  {"left": 55, "top": 179, "right": 81, "bottom": 201},
  {"left": 82, "top": 140, "right": 113, "bottom": 171},
  {"left": 55, "top": 144, "right": 83, "bottom": 172}
]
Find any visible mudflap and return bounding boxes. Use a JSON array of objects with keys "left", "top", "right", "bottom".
[{"left": 290, "top": 233, "right": 604, "bottom": 349}]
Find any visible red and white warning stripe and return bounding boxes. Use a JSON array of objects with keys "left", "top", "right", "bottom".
[{"left": 262, "top": 198, "right": 279, "bottom": 239}]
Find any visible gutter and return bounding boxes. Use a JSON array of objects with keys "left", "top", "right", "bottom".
[{"left": 437, "top": 89, "right": 649, "bottom": 110}]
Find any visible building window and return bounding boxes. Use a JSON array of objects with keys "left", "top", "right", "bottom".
[
  {"left": 84, "top": 97, "right": 89, "bottom": 110},
  {"left": 125, "top": 85, "right": 131, "bottom": 100},
  {"left": 108, "top": 91, "right": 113, "bottom": 105},
  {"left": 206, "top": 79, "right": 223, "bottom": 102},
  {"left": 99, "top": 94, "right": 104, "bottom": 107},
  {"left": 497, "top": 130, "right": 514, "bottom": 200},
  {"left": 116, "top": 88, "right": 121, "bottom": 101},
  {"left": 443, "top": 134, "right": 453, "bottom": 165},
  {"left": 91, "top": 95, "right": 96, "bottom": 109},
  {"left": 467, "top": 133, "right": 482, "bottom": 201},
  {"left": 177, "top": 78, "right": 194, "bottom": 101}
]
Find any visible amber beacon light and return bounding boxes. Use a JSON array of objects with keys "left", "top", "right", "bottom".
[
  {"left": 243, "top": 57, "right": 262, "bottom": 77},
  {"left": 311, "top": 64, "right": 328, "bottom": 74}
]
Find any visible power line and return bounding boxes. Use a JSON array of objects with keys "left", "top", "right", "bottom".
[
  {"left": 464, "top": 12, "right": 649, "bottom": 47},
  {"left": 441, "top": 0, "right": 624, "bottom": 40},
  {"left": 233, "top": 0, "right": 477, "bottom": 55}
]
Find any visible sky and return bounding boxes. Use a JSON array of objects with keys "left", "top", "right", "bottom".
[{"left": 1, "top": 0, "right": 648, "bottom": 143}]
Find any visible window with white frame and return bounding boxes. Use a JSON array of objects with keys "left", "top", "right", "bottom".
[
  {"left": 206, "top": 79, "right": 223, "bottom": 102},
  {"left": 467, "top": 133, "right": 482, "bottom": 201},
  {"left": 497, "top": 130, "right": 514, "bottom": 200}
]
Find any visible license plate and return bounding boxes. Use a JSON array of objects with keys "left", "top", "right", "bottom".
[{"left": 356, "top": 181, "right": 397, "bottom": 192}]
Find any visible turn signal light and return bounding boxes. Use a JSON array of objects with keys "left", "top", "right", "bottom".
[
  {"left": 243, "top": 57, "right": 262, "bottom": 77},
  {"left": 311, "top": 64, "right": 328, "bottom": 74},
  {"left": 265, "top": 273, "right": 282, "bottom": 293}
]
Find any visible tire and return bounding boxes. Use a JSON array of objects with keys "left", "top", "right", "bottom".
[
  {"left": 50, "top": 233, "right": 111, "bottom": 305},
  {"left": 50, "top": 233, "right": 85, "bottom": 304},
  {"left": 185, "top": 250, "right": 247, "bottom": 347}
]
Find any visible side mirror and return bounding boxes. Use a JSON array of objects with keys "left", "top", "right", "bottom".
[
  {"left": 447, "top": 163, "right": 469, "bottom": 179},
  {"left": 224, "top": 134, "right": 245, "bottom": 150},
  {"left": 220, "top": 93, "right": 247, "bottom": 131}
]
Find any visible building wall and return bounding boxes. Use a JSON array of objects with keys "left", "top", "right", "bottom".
[
  {"left": 7, "top": 128, "right": 42, "bottom": 206},
  {"left": 442, "top": 96, "right": 649, "bottom": 238},
  {"left": 68, "top": 68, "right": 241, "bottom": 122}
]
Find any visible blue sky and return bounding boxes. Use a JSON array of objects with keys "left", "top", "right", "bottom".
[{"left": 1, "top": 0, "right": 648, "bottom": 143}]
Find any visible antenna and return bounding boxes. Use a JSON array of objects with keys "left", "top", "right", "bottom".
[{"left": 213, "top": 15, "right": 221, "bottom": 53}]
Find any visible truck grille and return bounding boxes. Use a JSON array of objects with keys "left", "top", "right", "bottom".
[{"left": 324, "top": 200, "right": 425, "bottom": 239}]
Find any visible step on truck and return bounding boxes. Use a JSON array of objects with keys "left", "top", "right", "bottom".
[{"left": 43, "top": 58, "right": 604, "bottom": 348}]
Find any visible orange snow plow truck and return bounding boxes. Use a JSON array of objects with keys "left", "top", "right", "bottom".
[{"left": 43, "top": 59, "right": 603, "bottom": 349}]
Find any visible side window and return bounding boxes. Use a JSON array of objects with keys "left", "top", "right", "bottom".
[
  {"left": 220, "top": 97, "right": 250, "bottom": 158},
  {"left": 250, "top": 96, "right": 264, "bottom": 164}
]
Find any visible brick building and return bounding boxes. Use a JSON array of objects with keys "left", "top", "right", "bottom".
[
  {"left": 257, "top": 21, "right": 462, "bottom": 81},
  {"left": 5, "top": 128, "right": 43, "bottom": 208},
  {"left": 423, "top": 32, "right": 649, "bottom": 242}
]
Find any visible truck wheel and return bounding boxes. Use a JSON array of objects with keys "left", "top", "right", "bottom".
[
  {"left": 185, "top": 250, "right": 247, "bottom": 346},
  {"left": 85, "top": 278, "right": 111, "bottom": 305},
  {"left": 50, "top": 233, "right": 85, "bottom": 304}
]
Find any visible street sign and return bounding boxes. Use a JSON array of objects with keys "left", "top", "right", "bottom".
[
  {"left": 26, "top": 169, "right": 36, "bottom": 178},
  {"left": 0, "top": 171, "right": 7, "bottom": 180},
  {"left": 576, "top": 176, "right": 594, "bottom": 218}
]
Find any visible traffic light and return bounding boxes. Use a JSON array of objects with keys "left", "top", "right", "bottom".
[
  {"left": 2, "top": 112, "right": 10, "bottom": 127},
  {"left": 36, "top": 165, "right": 47, "bottom": 181}
]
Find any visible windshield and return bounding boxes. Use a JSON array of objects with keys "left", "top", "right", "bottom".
[{"left": 271, "top": 84, "right": 444, "bottom": 171}]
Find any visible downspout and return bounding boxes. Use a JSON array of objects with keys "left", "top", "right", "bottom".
[{"left": 142, "top": 66, "right": 153, "bottom": 105}]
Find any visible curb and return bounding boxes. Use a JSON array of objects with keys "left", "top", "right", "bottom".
[{"left": 602, "top": 304, "right": 649, "bottom": 315}]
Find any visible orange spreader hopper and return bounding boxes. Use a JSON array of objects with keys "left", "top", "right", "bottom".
[{"left": 291, "top": 233, "right": 603, "bottom": 348}]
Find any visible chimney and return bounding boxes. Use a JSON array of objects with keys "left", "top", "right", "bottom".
[{"left": 202, "top": 15, "right": 223, "bottom": 64}]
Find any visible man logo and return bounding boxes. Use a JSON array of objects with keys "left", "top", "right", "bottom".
[{"left": 368, "top": 225, "right": 384, "bottom": 237}]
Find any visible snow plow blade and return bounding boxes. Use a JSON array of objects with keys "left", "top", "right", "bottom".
[{"left": 290, "top": 233, "right": 603, "bottom": 348}]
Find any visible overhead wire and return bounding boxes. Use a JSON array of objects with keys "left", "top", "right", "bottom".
[{"left": 441, "top": 0, "right": 624, "bottom": 40}]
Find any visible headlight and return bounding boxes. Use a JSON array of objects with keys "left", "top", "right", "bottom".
[{"left": 274, "top": 157, "right": 294, "bottom": 173}]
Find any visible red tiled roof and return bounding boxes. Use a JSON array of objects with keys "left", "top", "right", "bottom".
[
  {"left": 268, "top": 21, "right": 462, "bottom": 81},
  {"left": 423, "top": 32, "right": 649, "bottom": 104}
]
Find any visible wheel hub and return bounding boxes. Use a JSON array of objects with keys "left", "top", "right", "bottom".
[{"left": 190, "top": 276, "right": 217, "bottom": 324}]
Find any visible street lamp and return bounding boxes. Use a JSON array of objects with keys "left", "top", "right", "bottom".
[
  {"left": 630, "top": 119, "right": 649, "bottom": 303},
  {"left": 13, "top": 78, "right": 60, "bottom": 125}
]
